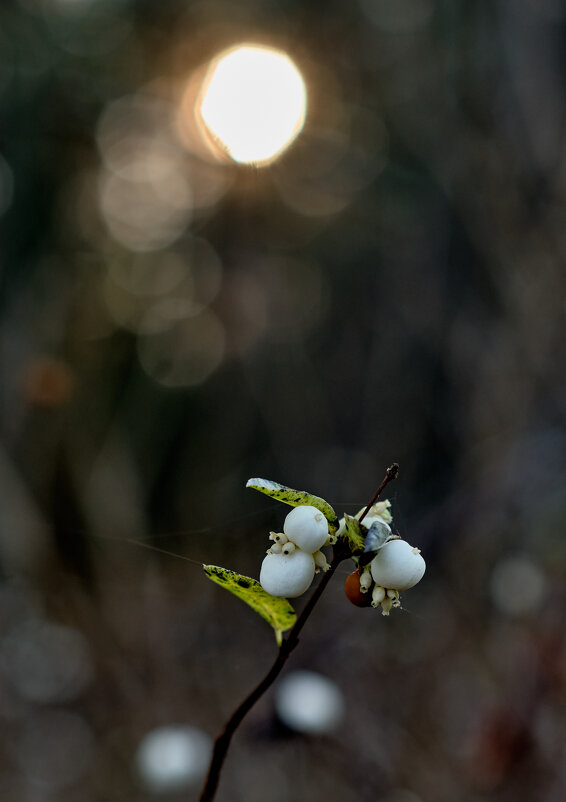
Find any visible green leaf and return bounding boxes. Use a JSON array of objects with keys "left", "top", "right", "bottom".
[
  {"left": 343, "top": 513, "right": 365, "bottom": 552},
  {"left": 203, "top": 564, "right": 296, "bottom": 646},
  {"left": 359, "top": 520, "right": 392, "bottom": 566},
  {"left": 246, "top": 477, "right": 338, "bottom": 534}
]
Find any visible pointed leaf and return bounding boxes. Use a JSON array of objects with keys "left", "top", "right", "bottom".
[
  {"left": 246, "top": 478, "right": 338, "bottom": 534},
  {"left": 203, "top": 564, "right": 296, "bottom": 646},
  {"left": 359, "top": 520, "right": 392, "bottom": 566},
  {"left": 343, "top": 513, "right": 365, "bottom": 553}
]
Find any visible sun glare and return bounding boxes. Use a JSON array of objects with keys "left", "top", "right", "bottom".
[{"left": 197, "top": 44, "right": 307, "bottom": 166}]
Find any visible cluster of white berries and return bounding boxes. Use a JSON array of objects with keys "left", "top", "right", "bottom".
[
  {"left": 345, "top": 538, "right": 425, "bottom": 615},
  {"left": 257, "top": 498, "right": 426, "bottom": 611},
  {"left": 259, "top": 505, "right": 331, "bottom": 598},
  {"left": 343, "top": 506, "right": 426, "bottom": 615}
]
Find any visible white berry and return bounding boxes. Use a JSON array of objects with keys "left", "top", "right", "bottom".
[
  {"left": 260, "top": 548, "right": 316, "bottom": 598},
  {"left": 370, "top": 539, "right": 426, "bottom": 591},
  {"left": 283, "top": 505, "right": 329, "bottom": 553}
]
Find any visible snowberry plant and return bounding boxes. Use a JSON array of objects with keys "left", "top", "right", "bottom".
[
  {"left": 259, "top": 505, "right": 331, "bottom": 597},
  {"left": 199, "top": 464, "right": 425, "bottom": 802}
]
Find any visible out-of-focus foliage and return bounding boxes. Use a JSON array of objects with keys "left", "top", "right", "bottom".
[{"left": 1, "top": 0, "right": 566, "bottom": 800}]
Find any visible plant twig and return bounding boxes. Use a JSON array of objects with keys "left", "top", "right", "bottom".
[
  {"left": 198, "top": 546, "right": 346, "bottom": 802},
  {"left": 198, "top": 465, "right": 399, "bottom": 802},
  {"left": 358, "top": 462, "right": 398, "bottom": 524}
]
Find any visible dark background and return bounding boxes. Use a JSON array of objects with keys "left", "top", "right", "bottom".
[{"left": 1, "top": 0, "right": 566, "bottom": 800}]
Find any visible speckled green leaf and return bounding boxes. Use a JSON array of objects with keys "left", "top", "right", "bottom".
[
  {"left": 203, "top": 564, "right": 296, "bottom": 646},
  {"left": 246, "top": 478, "right": 338, "bottom": 534},
  {"left": 343, "top": 513, "right": 365, "bottom": 553}
]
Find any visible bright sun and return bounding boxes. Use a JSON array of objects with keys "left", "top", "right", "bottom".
[{"left": 197, "top": 44, "right": 307, "bottom": 166}]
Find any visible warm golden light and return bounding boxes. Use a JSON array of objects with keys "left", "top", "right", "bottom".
[{"left": 197, "top": 44, "right": 307, "bottom": 166}]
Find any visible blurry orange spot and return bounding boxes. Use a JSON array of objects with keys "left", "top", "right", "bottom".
[{"left": 23, "top": 357, "right": 75, "bottom": 408}]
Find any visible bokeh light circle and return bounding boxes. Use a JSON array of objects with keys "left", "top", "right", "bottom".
[
  {"left": 0, "top": 620, "right": 93, "bottom": 704},
  {"left": 275, "top": 670, "right": 344, "bottom": 734},
  {"left": 196, "top": 44, "right": 307, "bottom": 165},
  {"left": 136, "top": 725, "right": 212, "bottom": 792},
  {"left": 490, "top": 555, "right": 547, "bottom": 616},
  {"left": 137, "top": 309, "right": 225, "bottom": 387}
]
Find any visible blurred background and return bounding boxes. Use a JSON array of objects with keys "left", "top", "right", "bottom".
[{"left": 1, "top": 0, "right": 566, "bottom": 800}]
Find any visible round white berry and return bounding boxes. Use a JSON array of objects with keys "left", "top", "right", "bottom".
[
  {"left": 283, "top": 505, "right": 329, "bottom": 553},
  {"left": 370, "top": 539, "right": 425, "bottom": 590},
  {"left": 260, "top": 548, "right": 316, "bottom": 598}
]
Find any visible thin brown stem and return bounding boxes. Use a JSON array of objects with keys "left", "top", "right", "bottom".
[
  {"left": 198, "top": 546, "right": 347, "bottom": 802},
  {"left": 198, "top": 466, "right": 398, "bottom": 802},
  {"left": 358, "top": 463, "right": 398, "bottom": 524}
]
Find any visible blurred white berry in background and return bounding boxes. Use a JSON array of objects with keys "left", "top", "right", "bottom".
[
  {"left": 0, "top": 619, "right": 93, "bottom": 704},
  {"left": 275, "top": 670, "right": 344, "bottom": 734},
  {"left": 135, "top": 725, "right": 212, "bottom": 793},
  {"left": 490, "top": 554, "right": 546, "bottom": 616}
]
